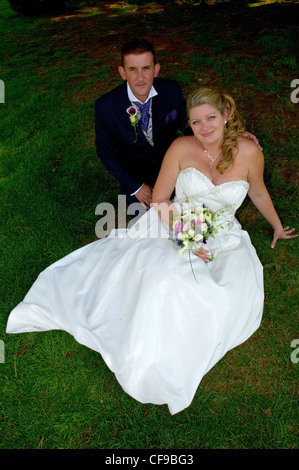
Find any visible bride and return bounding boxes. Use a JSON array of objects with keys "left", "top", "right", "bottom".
[{"left": 6, "top": 87, "right": 297, "bottom": 415}]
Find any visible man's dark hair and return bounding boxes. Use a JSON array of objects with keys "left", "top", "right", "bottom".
[{"left": 121, "top": 38, "right": 156, "bottom": 65}]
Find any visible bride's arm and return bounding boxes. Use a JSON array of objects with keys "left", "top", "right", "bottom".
[
  {"left": 152, "top": 138, "right": 212, "bottom": 262},
  {"left": 247, "top": 146, "right": 297, "bottom": 248},
  {"left": 152, "top": 139, "right": 183, "bottom": 227}
]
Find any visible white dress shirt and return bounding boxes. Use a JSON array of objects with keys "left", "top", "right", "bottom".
[{"left": 127, "top": 84, "right": 158, "bottom": 196}]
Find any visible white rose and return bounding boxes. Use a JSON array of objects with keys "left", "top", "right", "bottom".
[{"left": 194, "top": 233, "right": 203, "bottom": 242}]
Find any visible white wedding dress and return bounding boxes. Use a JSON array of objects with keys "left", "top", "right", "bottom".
[{"left": 6, "top": 168, "right": 264, "bottom": 415}]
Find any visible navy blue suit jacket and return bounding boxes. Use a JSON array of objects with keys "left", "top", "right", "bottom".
[{"left": 95, "top": 78, "right": 188, "bottom": 198}]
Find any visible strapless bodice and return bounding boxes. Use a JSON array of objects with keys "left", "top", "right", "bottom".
[{"left": 175, "top": 167, "right": 249, "bottom": 215}]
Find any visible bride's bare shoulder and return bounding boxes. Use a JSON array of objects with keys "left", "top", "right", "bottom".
[
  {"left": 236, "top": 136, "right": 264, "bottom": 161},
  {"left": 168, "top": 135, "right": 195, "bottom": 152},
  {"left": 237, "top": 136, "right": 262, "bottom": 154}
]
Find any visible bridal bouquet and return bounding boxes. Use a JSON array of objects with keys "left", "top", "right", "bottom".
[{"left": 169, "top": 201, "right": 230, "bottom": 261}]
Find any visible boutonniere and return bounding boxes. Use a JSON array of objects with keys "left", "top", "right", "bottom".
[{"left": 126, "top": 105, "right": 140, "bottom": 143}]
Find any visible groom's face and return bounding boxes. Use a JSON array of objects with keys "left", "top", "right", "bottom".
[{"left": 118, "top": 52, "right": 160, "bottom": 103}]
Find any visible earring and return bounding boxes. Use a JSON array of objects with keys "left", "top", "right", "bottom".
[{"left": 224, "top": 121, "right": 227, "bottom": 130}]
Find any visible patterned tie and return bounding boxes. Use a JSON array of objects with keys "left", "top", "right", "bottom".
[{"left": 133, "top": 100, "right": 151, "bottom": 132}]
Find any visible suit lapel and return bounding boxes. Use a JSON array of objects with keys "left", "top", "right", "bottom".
[
  {"left": 151, "top": 95, "right": 161, "bottom": 139},
  {"left": 117, "top": 83, "right": 144, "bottom": 144},
  {"left": 118, "top": 82, "right": 131, "bottom": 122},
  {"left": 151, "top": 81, "right": 166, "bottom": 140}
]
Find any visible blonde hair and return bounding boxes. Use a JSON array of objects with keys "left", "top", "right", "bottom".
[{"left": 187, "top": 87, "right": 245, "bottom": 173}]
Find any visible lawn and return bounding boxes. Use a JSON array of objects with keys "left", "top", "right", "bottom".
[{"left": 0, "top": 0, "right": 298, "bottom": 450}]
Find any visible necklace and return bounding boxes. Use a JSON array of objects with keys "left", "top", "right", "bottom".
[{"left": 204, "top": 148, "right": 222, "bottom": 168}]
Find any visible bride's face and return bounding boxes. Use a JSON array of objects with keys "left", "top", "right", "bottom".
[{"left": 189, "top": 103, "right": 227, "bottom": 147}]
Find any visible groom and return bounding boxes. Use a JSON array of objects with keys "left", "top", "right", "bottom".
[{"left": 95, "top": 38, "right": 188, "bottom": 209}]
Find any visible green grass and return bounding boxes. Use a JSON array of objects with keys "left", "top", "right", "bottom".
[{"left": 0, "top": 0, "right": 298, "bottom": 450}]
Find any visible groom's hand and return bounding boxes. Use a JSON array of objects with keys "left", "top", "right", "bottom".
[
  {"left": 242, "top": 131, "right": 262, "bottom": 150},
  {"left": 135, "top": 183, "right": 153, "bottom": 209}
]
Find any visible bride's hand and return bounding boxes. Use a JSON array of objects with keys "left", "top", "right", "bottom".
[
  {"left": 271, "top": 226, "right": 298, "bottom": 248},
  {"left": 194, "top": 247, "right": 212, "bottom": 262}
]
